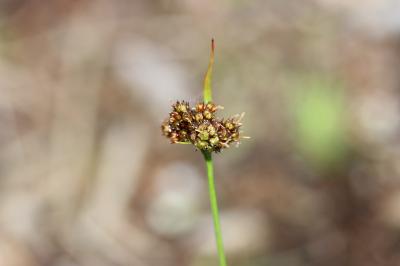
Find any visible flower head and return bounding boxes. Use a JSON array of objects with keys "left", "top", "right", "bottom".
[{"left": 161, "top": 101, "right": 245, "bottom": 152}]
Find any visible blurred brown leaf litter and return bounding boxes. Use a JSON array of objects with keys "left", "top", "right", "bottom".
[{"left": 1, "top": 0, "right": 400, "bottom": 265}]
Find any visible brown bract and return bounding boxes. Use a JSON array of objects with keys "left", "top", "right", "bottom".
[{"left": 161, "top": 101, "right": 244, "bottom": 152}]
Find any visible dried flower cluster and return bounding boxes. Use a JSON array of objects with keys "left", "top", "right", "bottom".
[{"left": 161, "top": 101, "right": 244, "bottom": 152}]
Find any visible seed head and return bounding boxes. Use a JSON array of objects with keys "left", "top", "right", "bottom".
[{"left": 161, "top": 100, "right": 246, "bottom": 152}]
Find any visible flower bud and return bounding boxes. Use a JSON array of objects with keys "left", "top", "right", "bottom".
[
  {"left": 195, "top": 113, "right": 203, "bottom": 122},
  {"left": 199, "top": 130, "right": 209, "bottom": 141},
  {"left": 203, "top": 110, "right": 212, "bottom": 120},
  {"left": 208, "top": 125, "right": 216, "bottom": 136},
  {"left": 210, "top": 136, "right": 219, "bottom": 146}
]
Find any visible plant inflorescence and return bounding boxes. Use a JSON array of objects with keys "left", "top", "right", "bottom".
[{"left": 161, "top": 100, "right": 244, "bottom": 152}]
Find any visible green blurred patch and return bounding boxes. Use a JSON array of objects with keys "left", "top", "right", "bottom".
[{"left": 290, "top": 76, "right": 348, "bottom": 172}]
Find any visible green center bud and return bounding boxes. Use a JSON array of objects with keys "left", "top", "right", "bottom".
[
  {"left": 210, "top": 136, "right": 219, "bottom": 146},
  {"left": 208, "top": 125, "right": 216, "bottom": 136},
  {"left": 196, "top": 140, "right": 209, "bottom": 150},
  {"left": 199, "top": 130, "right": 209, "bottom": 141}
]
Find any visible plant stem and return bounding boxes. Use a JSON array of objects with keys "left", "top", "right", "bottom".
[
  {"left": 202, "top": 39, "right": 226, "bottom": 265},
  {"left": 202, "top": 150, "right": 227, "bottom": 266}
]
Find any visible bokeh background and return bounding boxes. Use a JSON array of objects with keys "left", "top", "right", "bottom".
[{"left": 1, "top": 0, "right": 400, "bottom": 265}]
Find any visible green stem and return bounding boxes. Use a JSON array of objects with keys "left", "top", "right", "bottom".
[{"left": 202, "top": 150, "right": 227, "bottom": 266}]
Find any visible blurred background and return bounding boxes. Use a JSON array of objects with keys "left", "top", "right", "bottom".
[{"left": 1, "top": 0, "right": 400, "bottom": 265}]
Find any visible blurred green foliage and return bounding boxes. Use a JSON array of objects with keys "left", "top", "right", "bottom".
[{"left": 291, "top": 76, "right": 348, "bottom": 172}]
